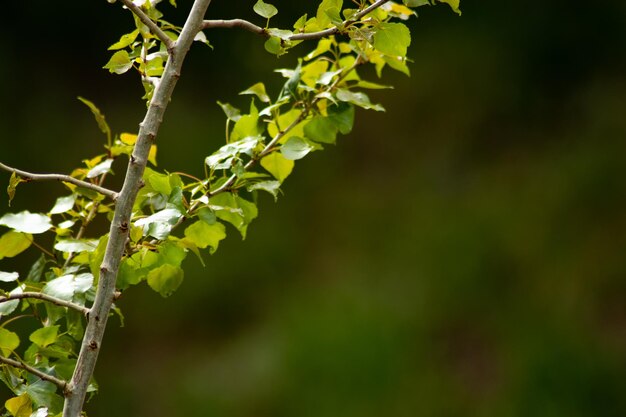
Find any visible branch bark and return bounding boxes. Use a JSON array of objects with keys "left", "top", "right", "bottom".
[
  {"left": 61, "top": 1, "right": 214, "bottom": 416},
  {"left": 118, "top": 0, "right": 175, "bottom": 51},
  {"left": 0, "top": 292, "right": 89, "bottom": 315},
  {"left": 0, "top": 162, "right": 118, "bottom": 201},
  {"left": 0, "top": 356, "right": 68, "bottom": 391},
  {"left": 201, "top": 0, "right": 392, "bottom": 41}
]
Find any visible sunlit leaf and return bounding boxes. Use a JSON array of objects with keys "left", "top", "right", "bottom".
[
  {"left": 184, "top": 221, "right": 226, "bottom": 254},
  {"left": 42, "top": 273, "right": 94, "bottom": 302},
  {"left": 437, "top": 0, "right": 461, "bottom": 15},
  {"left": 261, "top": 152, "right": 294, "bottom": 182},
  {"left": 247, "top": 180, "right": 281, "bottom": 200},
  {"left": 217, "top": 101, "right": 242, "bottom": 122},
  {"left": 0, "top": 231, "right": 32, "bottom": 259},
  {"left": 86, "top": 159, "right": 113, "bottom": 179},
  {"left": 373, "top": 22, "right": 411, "bottom": 57},
  {"left": 103, "top": 50, "right": 133, "bottom": 74},
  {"left": 240, "top": 82, "right": 270, "bottom": 103},
  {"left": 5, "top": 393, "right": 32, "bottom": 417},
  {"left": 108, "top": 29, "right": 140, "bottom": 50},
  {"left": 335, "top": 88, "right": 385, "bottom": 111},
  {"left": 49, "top": 195, "right": 76, "bottom": 215},
  {"left": 0, "top": 271, "right": 19, "bottom": 282},
  {"left": 0, "top": 286, "right": 22, "bottom": 318},
  {"left": 253, "top": 0, "right": 278, "bottom": 19},
  {"left": 0, "top": 327, "right": 20, "bottom": 353},
  {"left": 0, "top": 212, "right": 52, "bottom": 234},
  {"left": 77, "top": 97, "right": 111, "bottom": 137},
  {"left": 29, "top": 326, "right": 59, "bottom": 348},
  {"left": 54, "top": 239, "right": 99, "bottom": 253},
  {"left": 281, "top": 136, "right": 314, "bottom": 160}
]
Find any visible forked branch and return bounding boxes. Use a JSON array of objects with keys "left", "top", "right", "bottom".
[
  {"left": 201, "top": 0, "right": 392, "bottom": 41},
  {"left": 118, "top": 0, "right": 175, "bottom": 51},
  {"left": 0, "top": 356, "right": 68, "bottom": 391},
  {"left": 0, "top": 162, "right": 118, "bottom": 201}
]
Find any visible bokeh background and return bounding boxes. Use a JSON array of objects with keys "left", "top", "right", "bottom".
[{"left": 2, "top": 1, "right": 626, "bottom": 416}]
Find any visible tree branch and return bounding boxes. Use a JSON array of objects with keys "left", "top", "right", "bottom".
[
  {"left": 201, "top": 19, "right": 266, "bottom": 36},
  {"left": 0, "top": 162, "right": 118, "bottom": 201},
  {"left": 201, "top": 0, "right": 392, "bottom": 41},
  {"left": 118, "top": 0, "right": 175, "bottom": 51},
  {"left": 0, "top": 292, "right": 89, "bottom": 316},
  {"left": 0, "top": 355, "right": 68, "bottom": 392},
  {"left": 62, "top": 1, "right": 214, "bottom": 416}
]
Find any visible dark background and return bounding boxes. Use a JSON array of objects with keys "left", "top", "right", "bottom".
[{"left": 2, "top": 1, "right": 626, "bottom": 416}]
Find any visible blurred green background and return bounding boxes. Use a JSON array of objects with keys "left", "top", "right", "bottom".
[{"left": 2, "top": 1, "right": 626, "bottom": 416}]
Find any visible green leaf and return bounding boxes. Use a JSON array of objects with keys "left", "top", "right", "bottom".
[
  {"left": 217, "top": 101, "right": 242, "bottom": 122},
  {"left": 17, "top": 379, "right": 60, "bottom": 411},
  {"left": 253, "top": 0, "right": 278, "bottom": 19},
  {"left": 374, "top": 22, "right": 411, "bottom": 57},
  {"left": 261, "top": 152, "right": 294, "bottom": 182},
  {"left": 247, "top": 180, "right": 281, "bottom": 200},
  {"left": 0, "top": 286, "right": 22, "bottom": 318},
  {"left": 0, "top": 328, "right": 20, "bottom": 353},
  {"left": 42, "top": 273, "right": 94, "bottom": 302},
  {"left": 77, "top": 97, "right": 111, "bottom": 137},
  {"left": 264, "top": 37, "right": 284, "bottom": 56},
  {"left": 205, "top": 136, "right": 263, "bottom": 170},
  {"left": 184, "top": 221, "right": 226, "bottom": 254},
  {"left": 0, "top": 271, "right": 18, "bottom": 282},
  {"left": 54, "top": 239, "right": 99, "bottom": 253},
  {"left": 231, "top": 101, "right": 261, "bottom": 141},
  {"left": 403, "top": 0, "right": 430, "bottom": 6},
  {"left": 7, "top": 172, "right": 25, "bottom": 206},
  {"left": 335, "top": 88, "right": 385, "bottom": 111},
  {"left": 327, "top": 102, "right": 355, "bottom": 134},
  {"left": 147, "top": 264, "right": 184, "bottom": 297},
  {"left": 5, "top": 393, "right": 32, "bottom": 417},
  {"left": 29, "top": 326, "right": 59, "bottom": 348},
  {"left": 240, "top": 82, "right": 270, "bottom": 103},
  {"left": 103, "top": 50, "right": 133, "bottom": 74},
  {"left": 304, "top": 117, "right": 338, "bottom": 144},
  {"left": 210, "top": 194, "right": 258, "bottom": 239},
  {"left": 134, "top": 208, "right": 183, "bottom": 240},
  {"left": 317, "top": 0, "right": 343, "bottom": 28},
  {"left": 0, "top": 231, "right": 32, "bottom": 259},
  {"left": 49, "top": 195, "right": 76, "bottom": 215},
  {"left": 281, "top": 136, "right": 314, "bottom": 160},
  {"left": 0, "top": 211, "right": 52, "bottom": 234},
  {"left": 437, "top": 0, "right": 461, "bottom": 15},
  {"left": 108, "top": 29, "right": 140, "bottom": 50}
]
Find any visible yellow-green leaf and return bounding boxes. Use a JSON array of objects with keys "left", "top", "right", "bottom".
[
  {"left": 5, "top": 393, "right": 32, "bottom": 417},
  {"left": 0, "top": 231, "right": 32, "bottom": 259},
  {"left": 184, "top": 221, "right": 226, "bottom": 254},
  {"left": 261, "top": 152, "right": 294, "bottom": 182},
  {"left": 0, "top": 327, "right": 20, "bottom": 354},
  {"left": 29, "top": 326, "right": 59, "bottom": 348},
  {"left": 147, "top": 264, "right": 184, "bottom": 298}
]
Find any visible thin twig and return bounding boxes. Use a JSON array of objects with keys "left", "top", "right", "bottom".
[
  {"left": 0, "top": 292, "right": 89, "bottom": 316},
  {"left": 201, "top": 0, "right": 392, "bottom": 41},
  {"left": 0, "top": 162, "right": 118, "bottom": 201},
  {"left": 118, "top": 0, "right": 175, "bottom": 51},
  {"left": 0, "top": 355, "right": 68, "bottom": 391},
  {"left": 201, "top": 19, "right": 265, "bottom": 35}
]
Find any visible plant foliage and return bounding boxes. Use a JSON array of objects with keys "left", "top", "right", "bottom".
[{"left": 0, "top": 1, "right": 460, "bottom": 416}]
